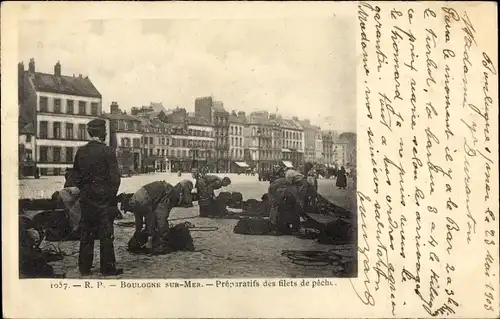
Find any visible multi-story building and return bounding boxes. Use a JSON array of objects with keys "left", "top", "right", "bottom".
[
  {"left": 281, "top": 117, "right": 304, "bottom": 168},
  {"left": 229, "top": 110, "right": 248, "bottom": 172},
  {"left": 165, "top": 107, "right": 215, "bottom": 172},
  {"left": 332, "top": 140, "right": 348, "bottom": 166},
  {"left": 299, "top": 119, "right": 319, "bottom": 164},
  {"left": 18, "top": 59, "right": 110, "bottom": 176},
  {"left": 195, "top": 96, "right": 229, "bottom": 172},
  {"left": 339, "top": 132, "right": 357, "bottom": 167},
  {"left": 246, "top": 111, "right": 277, "bottom": 172},
  {"left": 314, "top": 128, "right": 323, "bottom": 163},
  {"left": 18, "top": 121, "right": 36, "bottom": 177},
  {"left": 139, "top": 116, "right": 169, "bottom": 172},
  {"left": 322, "top": 131, "right": 334, "bottom": 166},
  {"left": 104, "top": 102, "right": 143, "bottom": 173}
]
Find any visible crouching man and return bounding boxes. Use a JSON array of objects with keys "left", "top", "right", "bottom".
[
  {"left": 284, "top": 168, "right": 310, "bottom": 218},
  {"left": 196, "top": 174, "right": 232, "bottom": 217},
  {"left": 128, "top": 181, "right": 181, "bottom": 253},
  {"left": 176, "top": 179, "right": 194, "bottom": 207},
  {"left": 268, "top": 177, "right": 300, "bottom": 234}
]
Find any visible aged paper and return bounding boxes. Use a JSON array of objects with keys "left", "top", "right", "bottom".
[{"left": 2, "top": 1, "right": 499, "bottom": 318}]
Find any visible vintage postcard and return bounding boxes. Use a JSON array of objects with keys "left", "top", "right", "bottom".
[{"left": 2, "top": 1, "right": 498, "bottom": 318}]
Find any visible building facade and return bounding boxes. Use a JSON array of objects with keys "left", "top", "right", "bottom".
[
  {"left": 165, "top": 107, "right": 215, "bottom": 172},
  {"left": 19, "top": 59, "right": 110, "bottom": 176},
  {"left": 195, "top": 96, "right": 229, "bottom": 172},
  {"left": 332, "top": 141, "right": 348, "bottom": 166},
  {"left": 322, "top": 131, "right": 334, "bottom": 166},
  {"left": 139, "top": 116, "right": 169, "bottom": 172},
  {"left": 281, "top": 118, "right": 304, "bottom": 168},
  {"left": 314, "top": 129, "right": 323, "bottom": 163},
  {"left": 18, "top": 122, "right": 36, "bottom": 177},
  {"left": 246, "top": 111, "right": 277, "bottom": 172},
  {"left": 105, "top": 102, "right": 143, "bottom": 173},
  {"left": 229, "top": 111, "right": 247, "bottom": 172},
  {"left": 213, "top": 108, "right": 230, "bottom": 173},
  {"left": 300, "top": 119, "right": 319, "bottom": 164}
]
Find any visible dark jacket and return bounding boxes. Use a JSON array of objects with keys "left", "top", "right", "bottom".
[
  {"left": 143, "top": 181, "right": 176, "bottom": 207},
  {"left": 73, "top": 140, "right": 121, "bottom": 201}
]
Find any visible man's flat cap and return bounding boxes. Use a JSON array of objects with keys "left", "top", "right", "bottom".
[{"left": 87, "top": 119, "right": 106, "bottom": 129}]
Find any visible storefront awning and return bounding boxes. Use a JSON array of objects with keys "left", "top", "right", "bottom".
[
  {"left": 281, "top": 148, "right": 292, "bottom": 153},
  {"left": 235, "top": 161, "right": 250, "bottom": 168},
  {"left": 282, "top": 161, "right": 294, "bottom": 168}
]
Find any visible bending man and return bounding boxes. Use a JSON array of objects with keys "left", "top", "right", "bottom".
[{"left": 128, "top": 180, "right": 182, "bottom": 252}]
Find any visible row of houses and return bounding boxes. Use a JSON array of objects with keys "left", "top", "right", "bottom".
[{"left": 18, "top": 59, "right": 354, "bottom": 176}]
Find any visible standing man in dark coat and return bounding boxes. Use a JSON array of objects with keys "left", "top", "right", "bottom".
[{"left": 73, "top": 119, "right": 123, "bottom": 276}]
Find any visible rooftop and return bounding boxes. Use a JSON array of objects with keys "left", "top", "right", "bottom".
[
  {"left": 26, "top": 71, "right": 102, "bottom": 98},
  {"left": 187, "top": 116, "right": 212, "bottom": 126},
  {"left": 103, "top": 112, "right": 142, "bottom": 122}
]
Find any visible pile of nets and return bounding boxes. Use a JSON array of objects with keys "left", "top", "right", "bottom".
[{"left": 127, "top": 222, "right": 195, "bottom": 255}]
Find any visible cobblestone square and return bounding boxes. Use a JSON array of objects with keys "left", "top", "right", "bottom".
[{"left": 19, "top": 173, "right": 357, "bottom": 278}]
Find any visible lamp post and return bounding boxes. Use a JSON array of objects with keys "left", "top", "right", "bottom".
[{"left": 257, "top": 127, "right": 262, "bottom": 173}]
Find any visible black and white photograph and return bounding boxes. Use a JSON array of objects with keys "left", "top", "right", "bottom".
[{"left": 17, "top": 17, "right": 357, "bottom": 279}]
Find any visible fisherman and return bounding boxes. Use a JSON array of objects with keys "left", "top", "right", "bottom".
[
  {"left": 72, "top": 118, "right": 122, "bottom": 276},
  {"left": 284, "top": 167, "right": 310, "bottom": 217},
  {"left": 303, "top": 162, "right": 318, "bottom": 213},
  {"left": 176, "top": 179, "right": 194, "bottom": 207},
  {"left": 197, "top": 174, "right": 232, "bottom": 217},
  {"left": 268, "top": 177, "right": 300, "bottom": 234},
  {"left": 128, "top": 180, "right": 182, "bottom": 251}
]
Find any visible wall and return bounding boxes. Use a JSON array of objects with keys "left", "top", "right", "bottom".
[
  {"left": 229, "top": 123, "right": 244, "bottom": 161},
  {"left": 36, "top": 91, "right": 102, "bottom": 116}
]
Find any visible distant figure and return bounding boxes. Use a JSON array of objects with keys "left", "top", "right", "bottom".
[
  {"left": 336, "top": 166, "right": 347, "bottom": 189},
  {"left": 176, "top": 179, "right": 194, "bottom": 207},
  {"left": 197, "top": 175, "right": 232, "bottom": 217}
]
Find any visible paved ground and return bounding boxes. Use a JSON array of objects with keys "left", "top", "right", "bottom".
[{"left": 19, "top": 173, "right": 357, "bottom": 279}]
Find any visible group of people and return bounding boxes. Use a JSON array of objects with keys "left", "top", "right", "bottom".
[
  {"left": 50, "top": 118, "right": 348, "bottom": 276},
  {"left": 52, "top": 118, "right": 235, "bottom": 276},
  {"left": 266, "top": 162, "right": 318, "bottom": 234}
]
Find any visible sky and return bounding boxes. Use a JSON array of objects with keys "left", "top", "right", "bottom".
[{"left": 19, "top": 18, "right": 356, "bottom": 132}]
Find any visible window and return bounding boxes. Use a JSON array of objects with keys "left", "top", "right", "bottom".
[
  {"left": 67, "top": 100, "right": 74, "bottom": 114},
  {"left": 182, "top": 150, "right": 187, "bottom": 158},
  {"left": 66, "top": 147, "right": 74, "bottom": 162},
  {"left": 26, "top": 135, "right": 32, "bottom": 143},
  {"left": 54, "top": 99, "right": 61, "bottom": 113},
  {"left": 149, "top": 137, "right": 153, "bottom": 144},
  {"left": 91, "top": 103, "right": 98, "bottom": 115},
  {"left": 53, "top": 122, "right": 61, "bottom": 139},
  {"left": 133, "top": 138, "right": 140, "bottom": 148},
  {"left": 39, "top": 146, "right": 48, "bottom": 162},
  {"left": 162, "top": 137, "right": 165, "bottom": 145},
  {"left": 65, "top": 123, "right": 74, "bottom": 139},
  {"left": 161, "top": 149, "right": 165, "bottom": 156},
  {"left": 40, "top": 97, "right": 48, "bottom": 112},
  {"left": 157, "top": 149, "right": 160, "bottom": 156},
  {"left": 39, "top": 121, "right": 48, "bottom": 139},
  {"left": 78, "top": 124, "right": 86, "bottom": 140},
  {"left": 240, "top": 138, "right": 242, "bottom": 147},
  {"left": 78, "top": 101, "right": 86, "bottom": 115},
  {"left": 53, "top": 147, "right": 61, "bottom": 162}
]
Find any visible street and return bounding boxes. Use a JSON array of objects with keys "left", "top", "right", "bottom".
[{"left": 19, "top": 173, "right": 357, "bottom": 278}]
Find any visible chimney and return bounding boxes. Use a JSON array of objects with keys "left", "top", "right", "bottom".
[
  {"left": 110, "top": 102, "right": 120, "bottom": 114},
  {"left": 18, "top": 62, "right": 24, "bottom": 76},
  {"left": 28, "top": 58, "right": 35, "bottom": 73},
  {"left": 292, "top": 116, "right": 299, "bottom": 121},
  {"left": 54, "top": 61, "right": 61, "bottom": 77}
]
